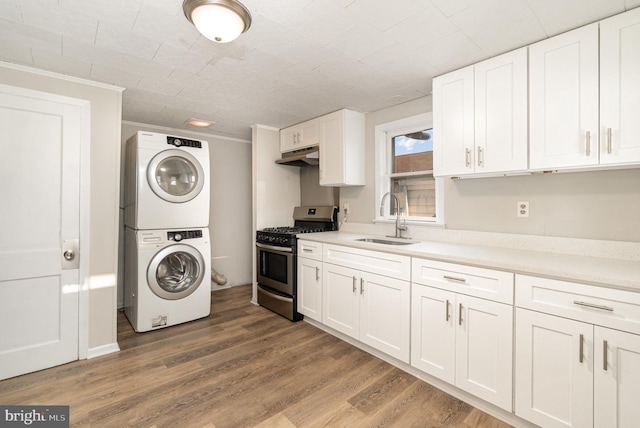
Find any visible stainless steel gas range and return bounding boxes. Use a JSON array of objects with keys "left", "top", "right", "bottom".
[{"left": 256, "top": 206, "right": 338, "bottom": 321}]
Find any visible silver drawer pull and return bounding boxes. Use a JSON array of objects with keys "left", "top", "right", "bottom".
[
  {"left": 444, "top": 275, "right": 466, "bottom": 283},
  {"left": 303, "top": 248, "right": 313, "bottom": 253},
  {"left": 573, "top": 301, "right": 614, "bottom": 312}
]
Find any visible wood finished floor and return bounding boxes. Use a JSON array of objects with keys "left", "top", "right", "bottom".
[{"left": 0, "top": 284, "right": 512, "bottom": 428}]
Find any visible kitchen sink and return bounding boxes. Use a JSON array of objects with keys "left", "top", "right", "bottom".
[{"left": 355, "top": 238, "right": 415, "bottom": 245}]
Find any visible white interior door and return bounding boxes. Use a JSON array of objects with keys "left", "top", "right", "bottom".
[{"left": 0, "top": 85, "right": 85, "bottom": 380}]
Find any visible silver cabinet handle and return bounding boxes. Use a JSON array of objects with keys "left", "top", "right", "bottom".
[
  {"left": 586, "top": 131, "right": 591, "bottom": 156},
  {"left": 465, "top": 148, "right": 471, "bottom": 167},
  {"left": 444, "top": 275, "right": 466, "bottom": 283},
  {"left": 603, "top": 340, "right": 608, "bottom": 371},
  {"left": 315, "top": 266, "right": 319, "bottom": 281},
  {"left": 477, "top": 146, "right": 483, "bottom": 167},
  {"left": 360, "top": 278, "right": 364, "bottom": 295},
  {"left": 445, "top": 300, "right": 450, "bottom": 321},
  {"left": 303, "top": 248, "right": 313, "bottom": 253},
  {"left": 352, "top": 276, "right": 357, "bottom": 293},
  {"left": 573, "top": 301, "right": 614, "bottom": 312},
  {"left": 458, "top": 303, "right": 463, "bottom": 326},
  {"left": 579, "top": 334, "right": 584, "bottom": 363},
  {"left": 607, "top": 128, "right": 612, "bottom": 154}
]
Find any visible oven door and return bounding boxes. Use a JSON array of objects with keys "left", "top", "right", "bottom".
[{"left": 256, "top": 243, "right": 294, "bottom": 295}]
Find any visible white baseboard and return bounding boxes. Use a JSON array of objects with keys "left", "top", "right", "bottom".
[{"left": 87, "top": 342, "right": 120, "bottom": 359}]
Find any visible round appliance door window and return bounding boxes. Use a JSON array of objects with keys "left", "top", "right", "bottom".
[
  {"left": 147, "top": 244, "right": 205, "bottom": 300},
  {"left": 147, "top": 149, "right": 205, "bottom": 203}
]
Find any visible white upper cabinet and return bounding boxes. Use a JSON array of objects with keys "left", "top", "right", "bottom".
[
  {"left": 433, "top": 65, "right": 475, "bottom": 177},
  {"left": 529, "top": 23, "right": 599, "bottom": 170},
  {"left": 280, "top": 118, "right": 319, "bottom": 153},
  {"left": 600, "top": 8, "right": 640, "bottom": 165},
  {"left": 319, "top": 109, "right": 365, "bottom": 187},
  {"left": 530, "top": 9, "right": 640, "bottom": 171},
  {"left": 434, "top": 48, "right": 528, "bottom": 177},
  {"left": 474, "top": 48, "right": 528, "bottom": 174}
]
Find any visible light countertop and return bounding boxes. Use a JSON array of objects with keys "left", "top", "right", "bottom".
[{"left": 298, "top": 231, "right": 640, "bottom": 293}]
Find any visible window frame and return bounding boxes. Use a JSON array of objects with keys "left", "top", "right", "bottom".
[{"left": 374, "top": 112, "right": 444, "bottom": 225}]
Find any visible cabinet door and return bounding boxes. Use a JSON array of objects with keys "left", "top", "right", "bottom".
[
  {"left": 359, "top": 271, "right": 410, "bottom": 363},
  {"left": 474, "top": 47, "right": 528, "bottom": 174},
  {"left": 299, "top": 119, "right": 319, "bottom": 149},
  {"left": 529, "top": 23, "right": 599, "bottom": 170},
  {"left": 433, "top": 65, "right": 475, "bottom": 177},
  {"left": 600, "top": 8, "right": 640, "bottom": 165},
  {"left": 410, "top": 285, "right": 455, "bottom": 383},
  {"left": 456, "top": 294, "right": 513, "bottom": 411},
  {"left": 297, "top": 257, "right": 322, "bottom": 322},
  {"left": 322, "top": 263, "right": 359, "bottom": 339},
  {"left": 594, "top": 327, "right": 640, "bottom": 428},
  {"left": 319, "top": 110, "right": 344, "bottom": 186},
  {"left": 515, "top": 308, "right": 593, "bottom": 428},
  {"left": 280, "top": 119, "right": 319, "bottom": 153},
  {"left": 319, "top": 110, "right": 365, "bottom": 187},
  {"left": 280, "top": 127, "right": 298, "bottom": 153}
]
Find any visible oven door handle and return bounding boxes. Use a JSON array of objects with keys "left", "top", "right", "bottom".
[{"left": 256, "top": 242, "right": 293, "bottom": 253}]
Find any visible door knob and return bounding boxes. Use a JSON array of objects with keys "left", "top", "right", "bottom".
[{"left": 63, "top": 250, "right": 75, "bottom": 261}]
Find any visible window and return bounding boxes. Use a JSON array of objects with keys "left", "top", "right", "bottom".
[{"left": 375, "top": 113, "right": 442, "bottom": 224}]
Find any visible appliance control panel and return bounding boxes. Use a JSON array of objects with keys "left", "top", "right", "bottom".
[
  {"left": 166, "top": 136, "right": 202, "bottom": 148},
  {"left": 168, "top": 230, "right": 203, "bottom": 241}
]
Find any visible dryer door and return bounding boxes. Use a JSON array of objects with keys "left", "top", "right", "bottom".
[
  {"left": 147, "top": 149, "right": 205, "bottom": 203},
  {"left": 147, "top": 244, "right": 206, "bottom": 300}
]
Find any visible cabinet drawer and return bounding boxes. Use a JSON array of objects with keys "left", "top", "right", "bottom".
[
  {"left": 298, "top": 240, "right": 322, "bottom": 261},
  {"left": 412, "top": 258, "right": 513, "bottom": 304},
  {"left": 323, "top": 244, "right": 410, "bottom": 281},
  {"left": 516, "top": 274, "right": 640, "bottom": 334}
]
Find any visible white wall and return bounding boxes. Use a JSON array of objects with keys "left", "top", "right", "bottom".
[
  {"left": 120, "top": 122, "right": 253, "bottom": 298},
  {"left": 251, "top": 125, "right": 301, "bottom": 303},
  {"left": 0, "top": 62, "right": 123, "bottom": 353},
  {"left": 342, "top": 96, "right": 640, "bottom": 243}
]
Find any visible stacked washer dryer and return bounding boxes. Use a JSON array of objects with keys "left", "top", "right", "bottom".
[{"left": 124, "top": 131, "right": 211, "bottom": 332}]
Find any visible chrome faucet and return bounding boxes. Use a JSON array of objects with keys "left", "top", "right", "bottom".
[{"left": 379, "top": 192, "right": 408, "bottom": 239}]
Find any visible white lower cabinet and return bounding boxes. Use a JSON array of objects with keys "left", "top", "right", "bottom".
[
  {"left": 297, "top": 240, "right": 323, "bottom": 321},
  {"left": 410, "top": 258, "right": 514, "bottom": 411},
  {"left": 321, "top": 244, "right": 411, "bottom": 363},
  {"left": 297, "top": 257, "right": 322, "bottom": 321},
  {"left": 515, "top": 274, "right": 640, "bottom": 428},
  {"left": 323, "top": 262, "right": 410, "bottom": 362},
  {"left": 515, "top": 308, "right": 594, "bottom": 428},
  {"left": 411, "top": 283, "right": 513, "bottom": 411},
  {"left": 594, "top": 327, "right": 640, "bottom": 428}
]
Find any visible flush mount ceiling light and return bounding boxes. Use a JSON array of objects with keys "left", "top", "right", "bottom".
[
  {"left": 183, "top": 0, "right": 252, "bottom": 43},
  {"left": 186, "top": 118, "right": 214, "bottom": 127}
]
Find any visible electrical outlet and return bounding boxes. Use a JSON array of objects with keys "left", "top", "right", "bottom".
[
  {"left": 517, "top": 201, "right": 529, "bottom": 218},
  {"left": 344, "top": 202, "right": 350, "bottom": 215}
]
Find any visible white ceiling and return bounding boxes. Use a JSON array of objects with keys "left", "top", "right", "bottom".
[{"left": 1, "top": 0, "right": 639, "bottom": 141}]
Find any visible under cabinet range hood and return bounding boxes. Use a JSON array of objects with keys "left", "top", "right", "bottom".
[{"left": 276, "top": 146, "right": 319, "bottom": 166}]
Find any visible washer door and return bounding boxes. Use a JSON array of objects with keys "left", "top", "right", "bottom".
[
  {"left": 147, "top": 149, "right": 205, "bottom": 203},
  {"left": 147, "top": 244, "right": 205, "bottom": 300}
]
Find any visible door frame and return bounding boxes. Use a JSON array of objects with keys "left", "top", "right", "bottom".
[{"left": 0, "top": 83, "right": 91, "bottom": 360}]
